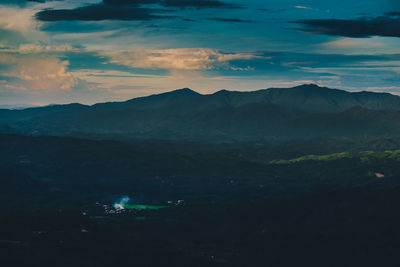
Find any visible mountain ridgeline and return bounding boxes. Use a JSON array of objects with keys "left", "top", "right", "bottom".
[{"left": 2, "top": 84, "right": 400, "bottom": 143}]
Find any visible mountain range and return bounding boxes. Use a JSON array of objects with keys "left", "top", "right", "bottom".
[{"left": 1, "top": 84, "right": 400, "bottom": 143}]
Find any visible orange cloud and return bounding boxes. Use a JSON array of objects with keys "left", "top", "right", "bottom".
[
  {"left": 0, "top": 53, "right": 76, "bottom": 91},
  {"left": 106, "top": 48, "right": 267, "bottom": 71}
]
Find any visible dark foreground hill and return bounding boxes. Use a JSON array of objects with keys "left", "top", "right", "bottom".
[
  {"left": 2, "top": 134, "right": 400, "bottom": 266},
  {"left": 2, "top": 84, "right": 400, "bottom": 142},
  {"left": 2, "top": 133, "right": 400, "bottom": 205}
]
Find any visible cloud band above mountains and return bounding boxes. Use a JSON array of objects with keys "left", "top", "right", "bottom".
[{"left": 294, "top": 13, "right": 400, "bottom": 38}]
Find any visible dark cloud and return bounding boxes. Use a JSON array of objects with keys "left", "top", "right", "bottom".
[
  {"left": 102, "top": 0, "right": 243, "bottom": 9},
  {"left": 385, "top": 12, "right": 400, "bottom": 16},
  {"left": 35, "top": 0, "right": 242, "bottom": 21},
  {"left": 294, "top": 14, "right": 400, "bottom": 38},
  {"left": 207, "top": 18, "right": 252, "bottom": 23},
  {"left": 36, "top": 4, "right": 173, "bottom": 21},
  {"left": 161, "top": 0, "right": 243, "bottom": 9},
  {"left": 103, "top": 0, "right": 159, "bottom": 6},
  {"left": 1, "top": 0, "right": 60, "bottom": 5}
]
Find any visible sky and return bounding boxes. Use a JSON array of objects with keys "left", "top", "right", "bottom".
[{"left": 0, "top": 0, "right": 400, "bottom": 106}]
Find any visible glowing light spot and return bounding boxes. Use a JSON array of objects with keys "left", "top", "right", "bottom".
[{"left": 113, "top": 196, "right": 131, "bottom": 210}]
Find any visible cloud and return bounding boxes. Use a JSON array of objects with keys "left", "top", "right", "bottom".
[
  {"left": 0, "top": 0, "right": 60, "bottom": 6},
  {"left": 103, "top": 0, "right": 242, "bottom": 8},
  {"left": 0, "top": 6, "right": 48, "bottom": 44},
  {"left": 385, "top": 12, "right": 400, "bottom": 16},
  {"left": 13, "top": 57, "right": 75, "bottom": 90},
  {"left": 293, "top": 13, "right": 400, "bottom": 38},
  {"left": 106, "top": 48, "right": 265, "bottom": 70},
  {"left": 318, "top": 37, "right": 391, "bottom": 55},
  {"left": 294, "top": 5, "right": 312, "bottom": 10},
  {"left": 0, "top": 52, "right": 76, "bottom": 91},
  {"left": 160, "top": 0, "right": 242, "bottom": 9},
  {"left": 35, "top": 0, "right": 242, "bottom": 21},
  {"left": 103, "top": 0, "right": 159, "bottom": 5},
  {"left": 207, "top": 18, "right": 252, "bottom": 23},
  {"left": 36, "top": 4, "right": 173, "bottom": 21},
  {"left": 0, "top": 6, "right": 41, "bottom": 34},
  {"left": 51, "top": 30, "right": 121, "bottom": 41},
  {"left": 16, "top": 43, "right": 78, "bottom": 53}
]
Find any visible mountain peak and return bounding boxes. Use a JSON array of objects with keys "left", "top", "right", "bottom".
[
  {"left": 293, "top": 84, "right": 323, "bottom": 90},
  {"left": 169, "top": 88, "right": 200, "bottom": 95}
]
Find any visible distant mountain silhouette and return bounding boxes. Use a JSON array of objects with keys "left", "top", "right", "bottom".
[{"left": 2, "top": 84, "right": 400, "bottom": 142}]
